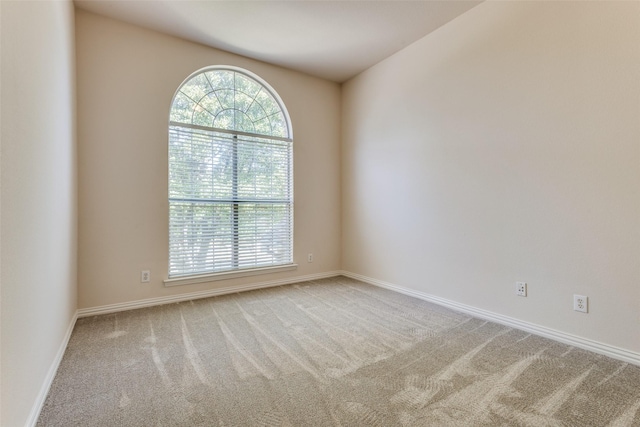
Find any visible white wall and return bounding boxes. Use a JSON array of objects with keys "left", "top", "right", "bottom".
[
  {"left": 342, "top": 1, "right": 640, "bottom": 353},
  {"left": 76, "top": 11, "right": 342, "bottom": 309},
  {"left": 0, "top": 1, "right": 78, "bottom": 425}
]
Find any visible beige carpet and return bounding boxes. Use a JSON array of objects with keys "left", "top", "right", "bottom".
[{"left": 38, "top": 276, "right": 640, "bottom": 426}]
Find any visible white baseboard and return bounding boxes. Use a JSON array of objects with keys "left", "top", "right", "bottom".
[
  {"left": 339, "top": 270, "right": 640, "bottom": 366},
  {"left": 26, "top": 310, "right": 78, "bottom": 427},
  {"left": 77, "top": 271, "right": 342, "bottom": 318}
]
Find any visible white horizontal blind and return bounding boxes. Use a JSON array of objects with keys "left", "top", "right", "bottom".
[{"left": 169, "top": 125, "right": 293, "bottom": 277}]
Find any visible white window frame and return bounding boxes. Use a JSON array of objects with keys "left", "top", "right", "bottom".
[{"left": 164, "top": 66, "right": 295, "bottom": 286}]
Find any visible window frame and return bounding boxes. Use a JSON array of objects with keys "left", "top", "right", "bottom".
[{"left": 164, "top": 66, "right": 296, "bottom": 286}]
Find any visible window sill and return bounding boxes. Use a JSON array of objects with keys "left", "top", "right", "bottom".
[{"left": 163, "top": 264, "right": 298, "bottom": 287}]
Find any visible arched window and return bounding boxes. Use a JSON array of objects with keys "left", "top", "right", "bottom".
[{"left": 168, "top": 67, "right": 293, "bottom": 278}]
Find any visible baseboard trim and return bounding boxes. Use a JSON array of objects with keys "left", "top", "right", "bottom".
[
  {"left": 340, "top": 270, "right": 640, "bottom": 366},
  {"left": 77, "top": 271, "right": 343, "bottom": 318},
  {"left": 26, "top": 310, "right": 78, "bottom": 427}
]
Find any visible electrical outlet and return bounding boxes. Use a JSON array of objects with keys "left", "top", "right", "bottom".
[
  {"left": 515, "top": 282, "right": 527, "bottom": 297},
  {"left": 141, "top": 270, "right": 150, "bottom": 283},
  {"left": 573, "top": 295, "right": 588, "bottom": 313},
  {"left": 307, "top": 253, "right": 313, "bottom": 263}
]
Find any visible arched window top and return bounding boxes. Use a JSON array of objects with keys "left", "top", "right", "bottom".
[{"left": 170, "top": 66, "right": 291, "bottom": 140}]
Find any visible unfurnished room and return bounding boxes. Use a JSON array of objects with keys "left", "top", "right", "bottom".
[{"left": 1, "top": 0, "right": 639, "bottom": 426}]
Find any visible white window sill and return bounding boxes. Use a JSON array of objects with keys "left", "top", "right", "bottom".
[{"left": 163, "top": 264, "right": 298, "bottom": 287}]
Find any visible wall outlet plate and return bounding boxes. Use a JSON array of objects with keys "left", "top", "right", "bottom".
[
  {"left": 141, "top": 270, "right": 150, "bottom": 283},
  {"left": 573, "top": 294, "right": 588, "bottom": 313},
  {"left": 516, "top": 282, "right": 527, "bottom": 297}
]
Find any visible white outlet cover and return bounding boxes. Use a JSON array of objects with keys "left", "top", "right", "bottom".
[
  {"left": 515, "top": 282, "right": 527, "bottom": 297},
  {"left": 573, "top": 294, "right": 588, "bottom": 313},
  {"left": 141, "top": 270, "right": 150, "bottom": 283}
]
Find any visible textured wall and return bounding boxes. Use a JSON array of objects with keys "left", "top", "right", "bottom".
[
  {"left": 76, "top": 11, "right": 342, "bottom": 309},
  {"left": 0, "top": 1, "right": 78, "bottom": 425},
  {"left": 342, "top": 1, "right": 640, "bottom": 353}
]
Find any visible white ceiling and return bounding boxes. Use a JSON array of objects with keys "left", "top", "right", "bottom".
[{"left": 74, "top": 1, "right": 481, "bottom": 83}]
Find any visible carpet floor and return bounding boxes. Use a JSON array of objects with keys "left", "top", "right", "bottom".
[{"left": 38, "top": 276, "right": 640, "bottom": 426}]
